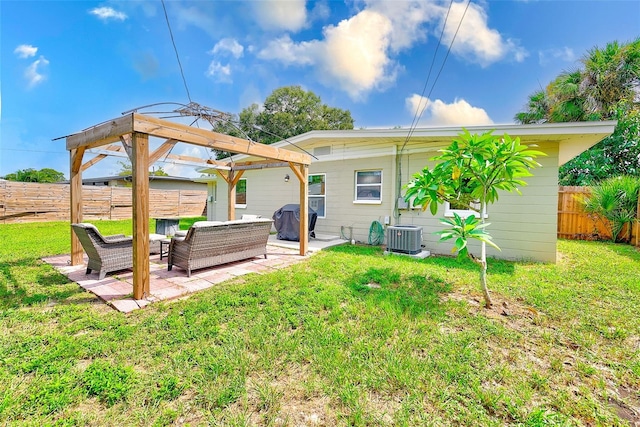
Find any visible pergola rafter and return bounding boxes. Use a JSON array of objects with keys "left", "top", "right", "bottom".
[{"left": 67, "top": 113, "right": 311, "bottom": 300}]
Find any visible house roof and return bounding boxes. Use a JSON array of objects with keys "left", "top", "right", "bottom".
[
  {"left": 61, "top": 175, "right": 203, "bottom": 185},
  {"left": 221, "top": 121, "right": 617, "bottom": 167}
]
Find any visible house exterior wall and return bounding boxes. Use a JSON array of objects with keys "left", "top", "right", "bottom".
[
  {"left": 147, "top": 180, "right": 207, "bottom": 191},
  {"left": 210, "top": 140, "right": 560, "bottom": 263},
  {"left": 399, "top": 141, "right": 560, "bottom": 262}
]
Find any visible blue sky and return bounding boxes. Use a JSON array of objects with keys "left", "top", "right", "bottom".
[{"left": 1, "top": 0, "right": 638, "bottom": 178}]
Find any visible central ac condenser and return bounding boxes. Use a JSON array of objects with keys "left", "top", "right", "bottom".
[{"left": 386, "top": 225, "right": 422, "bottom": 254}]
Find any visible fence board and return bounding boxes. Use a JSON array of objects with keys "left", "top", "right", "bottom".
[{"left": 0, "top": 181, "right": 206, "bottom": 223}]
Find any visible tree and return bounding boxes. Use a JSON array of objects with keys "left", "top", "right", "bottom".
[
  {"left": 515, "top": 38, "right": 640, "bottom": 185},
  {"left": 212, "top": 85, "right": 354, "bottom": 159},
  {"left": 3, "top": 168, "right": 65, "bottom": 183},
  {"left": 404, "top": 130, "right": 544, "bottom": 308},
  {"left": 560, "top": 104, "right": 640, "bottom": 185},
  {"left": 116, "top": 160, "right": 169, "bottom": 177}
]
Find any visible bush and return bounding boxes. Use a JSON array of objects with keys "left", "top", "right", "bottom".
[{"left": 580, "top": 175, "right": 640, "bottom": 242}]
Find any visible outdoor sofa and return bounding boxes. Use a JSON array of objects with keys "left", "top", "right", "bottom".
[
  {"left": 71, "top": 223, "right": 133, "bottom": 280},
  {"left": 167, "top": 218, "right": 273, "bottom": 277}
]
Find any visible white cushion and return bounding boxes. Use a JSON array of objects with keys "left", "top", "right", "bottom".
[{"left": 192, "top": 221, "right": 224, "bottom": 228}]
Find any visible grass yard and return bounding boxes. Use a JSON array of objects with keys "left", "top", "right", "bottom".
[{"left": 0, "top": 220, "right": 639, "bottom": 426}]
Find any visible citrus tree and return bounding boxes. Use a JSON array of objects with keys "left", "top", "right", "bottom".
[{"left": 404, "top": 130, "right": 544, "bottom": 308}]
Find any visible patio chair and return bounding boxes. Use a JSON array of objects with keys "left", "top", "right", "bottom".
[{"left": 71, "top": 223, "right": 133, "bottom": 280}]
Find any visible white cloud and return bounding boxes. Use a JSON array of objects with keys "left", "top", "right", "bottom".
[
  {"left": 317, "top": 10, "right": 397, "bottom": 99},
  {"left": 89, "top": 6, "right": 128, "bottom": 21},
  {"left": 257, "top": 1, "right": 523, "bottom": 100},
  {"left": 252, "top": 0, "right": 307, "bottom": 32},
  {"left": 362, "top": 0, "right": 439, "bottom": 51},
  {"left": 25, "top": 56, "right": 50, "bottom": 88},
  {"left": 14, "top": 44, "right": 37, "bottom": 59},
  {"left": 206, "top": 61, "right": 233, "bottom": 83},
  {"left": 259, "top": 9, "right": 399, "bottom": 100},
  {"left": 441, "top": 1, "right": 527, "bottom": 67},
  {"left": 538, "top": 47, "right": 576, "bottom": 66},
  {"left": 406, "top": 94, "right": 493, "bottom": 126},
  {"left": 259, "top": 35, "right": 317, "bottom": 65},
  {"left": 211, "top": 38, "right": 244, "bottom": 59}
]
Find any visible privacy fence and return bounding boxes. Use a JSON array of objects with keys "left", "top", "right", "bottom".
[
  {"left": 0, "top": 181, "right": 207, "bottom": 224},
  {"left": 558, "top": 186, "right": 640, "bottom": 246}
]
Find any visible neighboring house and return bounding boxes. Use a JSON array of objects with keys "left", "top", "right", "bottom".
[
  {"left": 199, "top": 122, "right": 616, "bottom": 263},
  {"left": 77, "top": 175, "right": 207, "bottom": 192}
]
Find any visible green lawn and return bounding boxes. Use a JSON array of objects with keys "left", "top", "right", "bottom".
[{"left": 0, "top": 220, "right": 639, "bottom": 426}]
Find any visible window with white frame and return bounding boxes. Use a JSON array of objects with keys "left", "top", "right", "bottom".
[
  {"left": 444, "top": 199, "right": 487, "bottom": 218},
  {"left": 308, "top": 174, "right": 326, "bottom": 218},
  {"left": 235, "top": 178, "right": 247, "bottom": 208},
  {"left": 355, "top": 170, "right": 382, "bottom": 203}
]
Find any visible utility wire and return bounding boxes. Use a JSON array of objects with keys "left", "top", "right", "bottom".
[
  {"left": 401, "top": 0, "right": 471, "bottom": 152},
  {"left": 394, "top": 0, "right": 471, "bottom": 221},
  {"left": 403, "top": 0, "right": 455, "bottom": 148},
  {"left": 161, "top": 0, "right": 192, "bottom": 103}
]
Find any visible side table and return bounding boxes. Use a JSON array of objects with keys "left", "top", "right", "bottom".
[{"left": 159, "top": 238, "right": 172, "bottom": 260}]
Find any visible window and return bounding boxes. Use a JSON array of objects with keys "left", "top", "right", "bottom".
[
  {"left": 308, "top": 174, "right": 326, "bottom": 218},
  {"left": 235, "top": 178, "right": 247, "bottom": 208},
  {"left": 444, "top": 199, "right": 487, "bottom": 218},
  {"left": 355, "top": 170, "right": 382, "bottom": 203}
]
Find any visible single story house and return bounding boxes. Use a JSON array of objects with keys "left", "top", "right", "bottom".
[
  {"left": 77, "top": 175, "right": 207, "bottom": 192},
  {"left": 199, "top": 121, "right": 616, "bottom": 263}
]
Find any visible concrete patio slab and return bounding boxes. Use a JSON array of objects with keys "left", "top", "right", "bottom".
[{"left": 43, "top": 237, "right": 347, "bottom": 313}]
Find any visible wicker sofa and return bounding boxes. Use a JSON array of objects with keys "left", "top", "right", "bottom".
[
  {"left": 167, "top": 218, "right": 273, "bottom": 277},
  {"left": 71, "top": 223, "right": 133, "bottom": 280}
]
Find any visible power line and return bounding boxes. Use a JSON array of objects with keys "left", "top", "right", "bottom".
[
  {"left": 403, "top": 0, "right": 455, "bottom": 145},
  {"left": 394, "top": 0, "right": 471, "bottom": 222},
  {"left": 161, "top": 0, "right": 192, "bottom": 103},
  {"left": 402, "top": 0, "right": 471, "bottom": 152},
  {"left": 1, "top": 148, "right": 66, "bottom": 154}
]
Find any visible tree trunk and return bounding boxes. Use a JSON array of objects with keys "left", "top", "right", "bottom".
[
  {"left": 479, "top": 258, "right": 492, "bottom": 308},
  {"left": 479, "top": 201, "right": 492, "bottom": 308}
]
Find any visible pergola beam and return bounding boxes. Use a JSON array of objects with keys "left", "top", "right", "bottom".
[
  {"left": 149, "top": 139, "right": 177, "bottom": 163},
  {"left": 131, "top": 114, "right": 311, "bottom": 165},
  {"left": 88, "top": 147, "right": 232, "bottom": 170},
  {"left": 67, "top": 115, "right": 133, "bottom": 151}
]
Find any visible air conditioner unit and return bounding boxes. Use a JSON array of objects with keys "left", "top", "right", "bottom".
[{"left": 386, "top": 225, "right": 422, "bottom": 254}]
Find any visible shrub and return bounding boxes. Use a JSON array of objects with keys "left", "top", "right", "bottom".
[{"left": 580, "top": 175, "right": 640, "bottom": 242}]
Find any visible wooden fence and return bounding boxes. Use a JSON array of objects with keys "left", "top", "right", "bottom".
[
  {"left": 0, "top": 181, "right": 207, "bottom": 224},
  {"left": 558, "top": 186, "right": 640, "bottom": 246}
]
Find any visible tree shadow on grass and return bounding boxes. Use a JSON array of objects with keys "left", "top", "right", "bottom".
[
  {"left": 0, "top": 258, "right": 84, "bottom": 309},
  {"left": 345, "top": 267, "right": 452, "bottom": 319}
]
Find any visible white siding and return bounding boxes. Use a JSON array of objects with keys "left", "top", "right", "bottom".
[
  {"left": 399, "top": 142, "right": 560, "bottom": 262},
  {"left": 212, "top": 138, "right": 562, "bottom": 263}
]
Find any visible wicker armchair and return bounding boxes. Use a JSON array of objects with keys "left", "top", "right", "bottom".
[
  {"left": 71, "top": 223, "right": 133, "bottom": 280},
  {"left": 168, "top": 219, "right": 273, "bottom": 277}
]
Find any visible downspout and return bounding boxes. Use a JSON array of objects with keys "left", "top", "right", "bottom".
[
  {"left": 390, "top": 144, "right": 399, "bottom": 225},
  {"left": 394, "top": 142, "right": 405, "bottom": 225}
]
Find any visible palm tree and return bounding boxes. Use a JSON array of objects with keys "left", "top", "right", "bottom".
[{"left": 580, "top": 39, "right": 640, "bottom": 117}]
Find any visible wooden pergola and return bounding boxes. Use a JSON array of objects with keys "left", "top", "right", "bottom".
[{"left": 67, "top": 113, "right": 311, "bottom": 299}]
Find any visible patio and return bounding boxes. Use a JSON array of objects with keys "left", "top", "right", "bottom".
[{"left": 45, "top": 235, "right": 346, "bottom": 313}]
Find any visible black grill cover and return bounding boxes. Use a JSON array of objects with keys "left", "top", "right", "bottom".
[{"left": 272, "top": 204, "right": 317, "bottom": 241}]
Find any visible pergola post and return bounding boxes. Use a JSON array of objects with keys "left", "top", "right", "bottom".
[
  {"left": 70, "top": 147, "right": 85, "bottom": 265},
  {"left": 299, "top": 165, "right": 309, "bottom": 256},
  {"left": 227, "top": 170, "right": 236, "bottom": 221},
  {"left": 131, "top": 132, "right": 150, "bottom": 299},
  {"left": 289, "top": 163, "right": 309, "bottom": 256}
]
